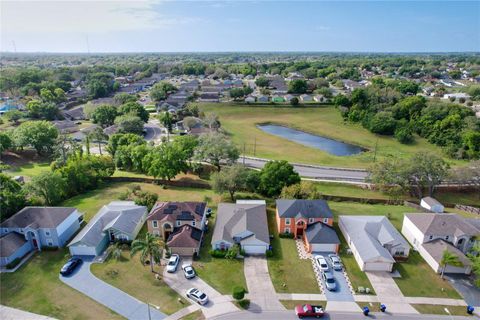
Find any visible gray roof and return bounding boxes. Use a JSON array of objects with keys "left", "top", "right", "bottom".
[
  {"left": 405, "top": 213, "right": 479, "bottom": 237},
  {"left": 212, "top": 203, "right": 270, "bottom": 246},
  {"left": 0, "top": 232, "right": 28, "bottom": 257},
  {"left": 421, "top": 197, "right": 443, "bottom": 207},
  {"left": 305, "top": 222, "right": 340, "bottom": 245},
  {"left": 69, "top": 201, "right": 146, "bottom": 247},
  {"left": 340, "top": 216, "right": 409, "bottom": 263},
  {"left": 422, "top": 239, "right": 472, "bottom": 267},
  {"left": 1, "top": 207, "right": 78, "bottom": 229},
  {"left": 276, "top": 199, "right": 333, "bottom": 219}
]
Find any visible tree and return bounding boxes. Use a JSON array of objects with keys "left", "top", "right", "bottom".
[
  {"left": 150, "top": 82, "right": 177, "bottom": 102},
  {"left": 440, "top": 250, "right": 463, "bottom": 279},
  {"left": 119, "top": 102, "right": 149, "bottom": 122},
  {"left": 229, "top": 87, "right": 248, "bottom": 100},
  {"left": 13, "top": 121, "right": 58, "bottom": 155},
  {"left": 88, "top": 127, "right": 108, "bottom": 155},
  {"left": 203, "top": 113, "right": 220, "bottom": 130},
  {"left": 26, "top": 171, "right": 67, "bottom": 205},
  {"left": 26, "top": 99, "right": 58, "bottom": 120},
  {"left": 0, "top": 173, "right": 27, "bottom": 221},
  {"left": 467, "top": 243, "right": 480, "bottom": 287},
  {"left": 290, "top": 97, "right": 299, "bottom": 106},
  {"left": 90, "top": 105, "right": 117, "bottom": 128},
  {"left": 130, "top": 233, "right": 164, "bottom": 273},
  {"left": 115, "top": 114, "right": 144, "bottom": 135},
  {"left": 114, "top": 92, "right": 138, "bottom": 105},
  {"left": 194, "top": 133, "right": 240, "bottom": 171},
  {"left": 0, "top": 132, "right": 12, "bottom": 154},
  {"left": 450, "top": 160, "right": 480, "bottom": 199},
  {"left": 280, "top": 181, "right": 321, "bottom": 199},
  {"left": 159, "top": 111, "right": 173, "bottom": 135},
  {"left": 143, "top": 143, "right": 188, "bottom": 180},
  {"left": 3, "top": 109, "right": 23, "bottom": 125},
  {"left": 211, "top": 164, "right": 249, "bottom": 201},
  {"left": 255, "top": 77, "right": 270, "bottom": 88},
  {"left": 107, "top": 133, "right": 145, "bottom": 157},
  {"left": 258, "top": 160, "right": 301, "bottom": 197},
  {"left": 288, "top": 79, "right": 308, "bottom": 94},
  {"left": 368, "top": 112, "right": 397, "bottom": 135},
  {"left": 394, "top": 126, "right": 414, "bottom": 144}
]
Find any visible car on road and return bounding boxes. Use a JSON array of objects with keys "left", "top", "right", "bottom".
[
  {"left": 182, "top": 263, "right": 196, "bottom": 279},
  {"left": 314, "top": 255, "right": 329, "bottom": 272},
  {"left": 322, "top": 271, "right": 336, "bottom": 291},
  {"left": 60, "top": 257, "right": 82, "bottom": 276},
  {"left": 166, "top": 254, "right": 180, "bottom": 273},
  {"left": 186, "top": 288, "right": 209, "bottom": 305},
  {"left": 295, "top": 303, "right": 325, "bottom": 318},
  {"left": 328, "top": 254, "right": 342, "bottom": 271}
]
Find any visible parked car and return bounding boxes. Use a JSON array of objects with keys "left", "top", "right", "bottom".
[
  {"left": 314, "top": 255, "right": 329, "bottom": 272},
  {"left": 182, "top": 263, "right": 196, "bottom": 279},
  {"left": 322, "top": 271, "right": 336, "bottom": 291},
  {"left": 60, "top": 257, "right": 82, "bottom": 276},
  {"left": 295, "top": 304, "right": 325, "bottom": 318},
  {"left": 166, "top": 254, "right": 180, "bottom": 273},
  {"left": 186, "top": 288, "right": 209, "bottom": 305},
  {"left": 328, "top": 254, "right": 343, "bottom": 271}
]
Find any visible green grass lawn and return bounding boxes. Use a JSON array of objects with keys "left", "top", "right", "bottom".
[
  {"left": 180, "top": 309, "right": 205, "bottom": 320},
  {"left": 198, "top": 103, "right": 467, "bottom": 168},
  {"left": 412, "top": 304, "right": 472, "bottom": 316},
  {"left": 0, "top": 250, "right": 123, "bottom": 320},
  {"left": 266, "top": 208, "right": 319, "bottom": 293},
  {"left": 394, "top": 251, "right": 461, "bottom": 299},
  {"left": 5, "top": 162, "right": 50, "bottom": 178},
  {"left": 280, "top": 300, "right": 326, "bottom": 310},
  {"left": 90, "top": 250, "right": 188, "bottom": 315}
]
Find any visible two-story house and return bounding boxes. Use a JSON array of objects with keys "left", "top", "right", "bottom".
[
  {"left": 276, "top": 199, "right": 339, "bottom": 253},
  {"left": 147, "top": 202, "right": 207, "bottom": 256},
  {"left": 402, "top": 213, "right": 479, "bottom": 274}
]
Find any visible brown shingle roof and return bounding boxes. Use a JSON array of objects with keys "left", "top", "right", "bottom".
[
  {"left": 147, "top": 202, "right": 205, "bottom": 224},
  {"left": 167, "top": 225, "right": 202, "bottom": 248},
  {"left": 405, "top": 213, "right": 479, "bottom": 237},
  {"left": 0, "top": 232, "right": 28, "bottom": 257}
]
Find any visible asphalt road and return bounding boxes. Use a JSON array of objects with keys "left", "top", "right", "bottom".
[
  {"left": 212, "top": 310, "right": 474, "bottom": 320},
  {"left": 239, "top": 157, "right": 369, "bottom": 183},
  {"left": 144, "top": 120, "right": 163, "bottom": 141}
]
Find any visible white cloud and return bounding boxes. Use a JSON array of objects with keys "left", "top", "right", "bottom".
[
  {"left": 1, "top": 0, "right": 202, "bottom": 35},
  {"left": 315, "top": 25, "right": 331, "bottom": 31}
]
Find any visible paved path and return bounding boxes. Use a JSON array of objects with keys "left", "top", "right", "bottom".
[
  {"left": 162, "top": 260, "right": 238, "bottom": 319},
  {"left": 244, "top": 256, "right": 286, "bottom": 312},
  {"left": 365, "top": 271, "right": 419, "bottom": 314},
  {"left": 144, "top": 120, "right": 163, "bottom": 141},
  {"left": 0, "top": 305, "right": 56, "bottom": 320},
  {"left": 163, "top": 304, "right": 201, "bottom": 320},
  {"left": 59, "top": 260, "right": 165, "bottom": 320}
]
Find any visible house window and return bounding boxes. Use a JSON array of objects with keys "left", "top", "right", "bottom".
[
  {"left": 429, "top": 235, "right": 433, "bottom": 240},
  {"left": 285, "top": 227, "right": 291, "bottom": 234},
  {"left": 47, "top": 239, "right": 53, "bottom": 246},
  {"left": 395, "top": 250, "right": 405, "bottom": 256},
  {"left": 45, "top": 231, "right": 50, "bottom": 236},
  {"left": 152, "top": 221, "right": 158, "bottom": 228},
  {"left": 192, "top": 221, "right": 196, "bottom": 227},
  {"left": 153, "top": 230, "right": 160, "bottom": 236},
  {"left": 285, "top": 218, "right": 291, "bottom": 225},
  {"left": 308, "top": 218, "right": 314, "bottom": 224},
  {"left": 445, "top": 236, "right": 449, "bottom": 240},
  {"left": 323, "top": 218, "right": 329, "bottom": 223},
  {"left": 176, "top": 221, "right": 181, "bottom": 227}
]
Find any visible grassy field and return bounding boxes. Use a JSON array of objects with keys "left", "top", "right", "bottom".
[
  {"left": 90, "top": 250, "right": 188, "bottom": 315},
  {"left": 180, "top": 310, "right": 205, "bottom": 320},
  {"left": 0, "top": 250, "right": 123, "bottom": 320},
  {"left": 412, "top": 304, "right": 473, "bottom": 316},
  {"left": 198, "top": 103, "right": 466, "bottom": 168},
  {"left": 266, "top": 208, "right": 320, "bottom": 293}
]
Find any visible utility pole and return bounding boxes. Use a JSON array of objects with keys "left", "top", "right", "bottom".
[
  {"left": 253, "top": 136, "right": 256, "bottom": 157},
  {"left": 373, "top": 138, "right": 378, "bottom": 162},
  {"left": 243, "top": 142, "right": 246, "bottom": 165}
]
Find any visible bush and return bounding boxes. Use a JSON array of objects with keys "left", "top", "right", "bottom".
[
  {"left": 357, "top": 286, "right": 365, "bottom": 293},
  {"left": 279, "top": 232, "right": 294, "bottom": 239},
  {"left": 232, "top": 286, "right": 246, "bottom": 300},
  {"left": 209, "top": 249, "right": 227, "bottom": 258},
  {"left": 266, "top": 249, "right": 274, "bottom": 257},
  {"left": 238, "top": 299, "right": 250, "bottom": 309},
  {"left": 225, "top": 245, "right": 240, "bottom": 259}
]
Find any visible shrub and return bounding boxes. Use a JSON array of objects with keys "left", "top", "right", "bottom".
[
  {"left": 238, "top": 299, "right": 250, "bottom": 309},
  {"left": 279, "top": 232, "right": 294, "bottom": 239},
  {"left": 266, "top": 249, "right": 274, "bottom": 258},
  {"left": 365, "top": 287, "right": 371, "bottom": 294},
  {"left": 357, "top": 286, "right": 365, "bottom": 293},
  {"left": 232, "top": 286, "right": 246, "bottom": 300},
  {"left": 225, "top": 245, "right": 240, "bottom": 259},
  {"left": 209, "top": 249, "right": 227, "bottom": 258}
]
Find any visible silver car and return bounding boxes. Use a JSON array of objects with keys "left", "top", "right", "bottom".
[
  {"left": 166, "top": 254, "right": 180, "bottom": 273},
  {"left": 314, "top": 255, "right": 329, "bottom": 272},
  {"left": 322, "top": 271, "right": 337, "bottom": 291},
  {"left": 186, "top": 288, "right": 209, "bottom": 305},
  {"left": 182, "top": 263, "right": 196, "bottom": 279},
  {"left": 328, "top": 254, "right": 343, "bottom": 271}
]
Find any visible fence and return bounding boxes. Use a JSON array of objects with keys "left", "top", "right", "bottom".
[
  {"left": 455, "top": 204, "right": 480, "bottom": 215},
  {"left": 105, "top": 176, "right": 211, "bottom": 189}
]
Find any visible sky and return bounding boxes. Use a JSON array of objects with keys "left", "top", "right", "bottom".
[{"left": 1, "top": 0, "right": 479, "bottom": 53}]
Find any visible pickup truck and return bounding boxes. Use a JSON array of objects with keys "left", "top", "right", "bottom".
[{"left": 295, "top": 304, "right": 325, "bottom": 318}]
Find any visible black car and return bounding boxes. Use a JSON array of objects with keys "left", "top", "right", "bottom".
[{"left": 60, "top": 257, "right": 82, "bottom": 276}]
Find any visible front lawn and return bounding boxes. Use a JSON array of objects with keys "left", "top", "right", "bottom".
[
  {"left": 90, "top": 250, "right": 188, "bottom": 315},
  {"left": 280, "top": 300, "right": 326, "bottom": 310},
  {"left": 412, "top": 304, "right": 472, "bottom": 316},
  {"left": 394, "top": 251, "right": 461, "bottom": 299},
  {"left": 0, "top": 250, "right": 122, "bottom": 320},
  {"left": 266, "top": 208, "right": 319, "bottom": 293},
  {"left": 180, "top": 310, "right": 205, "bottom": 320}
]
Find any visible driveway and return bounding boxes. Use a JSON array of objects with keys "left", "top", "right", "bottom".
[
  {"left": 244, "top": 256, "right": 285, "bottom": 312},
  {"left": 59, "top": 259, "right": 165, "bottom": 320},
  {"left": 162, "top": 258, "right": 238, "bottom": 319},
  {"left": 445, "top": 274, "right": 480, "bottom": 307},
  {"left": 312, "top": 252, "right": 354, "bottom": 302}
]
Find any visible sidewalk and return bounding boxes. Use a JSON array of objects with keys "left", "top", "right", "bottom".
[
  {"left": 0, "top": 305, "right": 56, "bottom": 320},
  {"left": 163, "top": 305, "right": 201, "bottom": 320}
]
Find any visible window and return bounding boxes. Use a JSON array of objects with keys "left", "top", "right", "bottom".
[
  {"left": 285, "top": 218, "right": 291, "bottom": 225},
  {"left": 308, "top": 218, "right": 314, "bottom": 224},
  {"left": 323, "top": 218, "right": 329, "bottom": 223},
  {"left": 445, "top": 236, "right": 449, "bottom": 240},
  {"left": 395, "top": 250, "right": 405, "bottom": 256},
  {"left": 45, "top": 231, "right": 50, "bottom": 236},
  {"left": 429, "top": 235, "right": 433, "bottom": 240},
  {"left": 285, "top": 227, "right": 291, "bottom": 234},
  {"left": 47, "top": 239, "right": 53, "bottom": 246},
  {"left": 192, "top": 221, "right": 196, "bottom": 227},
  {"left": 152, "top": 221, "right": 158, "bottom": 228},
  {"left": 176, "top": 221, "right": 181, "bottom": 227}
]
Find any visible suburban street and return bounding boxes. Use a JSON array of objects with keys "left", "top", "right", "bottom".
[
  {"left": 144, "top": 120, "right": 163, "bottom": 141},
  {"left": 211, "top": 310, "right": 475, "bottom": 320}
]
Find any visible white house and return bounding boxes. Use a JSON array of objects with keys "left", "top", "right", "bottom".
[
  {"left": 339, "top": 216, "right": 410, "bottom": 272},
  {"left": 299, "top": 94, "right": 312, "bottom": 102},
  {"left": 420, "top": 197, "right": 444, "bottom": 213},
  {"left": 245, "top": 96, "right": 256, "bottom": 103}
]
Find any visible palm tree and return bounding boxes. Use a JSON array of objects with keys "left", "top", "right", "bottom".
[
  {"left": 440, "top": 249, "right": 463, "bottom": 279},
  {"left": 130, "top": 233, "right": 164, "bottom": 273},
  {"left": 107, "top": 242, "right": 123, "bottom": 261}
]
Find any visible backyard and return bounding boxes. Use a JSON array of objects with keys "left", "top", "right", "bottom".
[{"left": 198, "top": 103, "right": 467, "bottom": 168}]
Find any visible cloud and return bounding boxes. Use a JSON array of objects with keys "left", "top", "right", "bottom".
[
  {"left": 315, "top": 25, "right": 331, "bottom": 31},
  {"left": 1, "top": 0, "right": 202, "bottom": 35}
]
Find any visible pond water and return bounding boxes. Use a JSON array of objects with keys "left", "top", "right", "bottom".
[{"left": 257, "top": 124, "right": 365, "bottom": 156}]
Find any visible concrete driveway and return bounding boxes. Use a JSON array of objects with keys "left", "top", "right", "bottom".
[
  {"left": 445, "top": 274, "right": 480, "bottom": 307},
  {"left": 313, "top": 252, "right": 354, "bottom": 302},
  {"left": 244, "top": 256, "right": 285, "bottom": 312},
  {"left": 59, "top": 258, "right": 165, "bottom": 320},
  {"left": 162, "top": 258, "right": 238, "bottom": 319}
]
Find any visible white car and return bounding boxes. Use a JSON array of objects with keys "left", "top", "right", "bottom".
[
  {"left": 186, "top": 288, "right": 209, "bottom": 305},
  {"left": 166, "top": 254, "right": 180, "bottom": 273},
  {"left": 182, "top": 263, "right": 196, "bottom": 279},
  {"left": 328, "top": 254, "right": 343, "bottom": 271},
  {"left": 314, "top": 255, "right": 329, "bottom": 272}
]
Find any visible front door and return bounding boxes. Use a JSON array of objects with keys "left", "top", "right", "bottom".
[
  {"left": 32, "top": 238, "right": 38, "bottom": 249},
  {"left": 296, "top": 228, "right": 304, "bottom": 237}
]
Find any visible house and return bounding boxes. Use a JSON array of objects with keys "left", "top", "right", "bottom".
[
  {"left": 443, "top": 93, "right": 470, "bottom": 101},
  {"left": 272, "top": 95, "right": 285, "bottom": 103},
  {"left": 198, "top": 92, "right": 219, "bottom": 102},
  {"left": 245, "top": 96, "right": 256, "bottom": 103},
  {"left": 212, "top": 200, "right": 270, "bottom": 255},
  {"left": 147, "top": 202, "right": 207, "bottom": 256},
  {"left": 304, "top": 222, "right": 340, "bottom": 253},
  {"left": 68, "top": 201, "right": 147, "bottom": 256},
  {"left": 0, "top": 207, "right": 82, "bottom": 267},
  {"left": 284, "top": 94, "right": 295, "bottom": 102},
  {"left": 313, "top": 94, "right": 326, "bottom": 103},
  {"left": 342, "top": 80, "right": 361, "bottom": 91},
  {"left": 402, "top": 213, "right": 479, "bottom": 274},
  {"left": 299, "top": 94, "right": 312, "bottom": 102},
  {"left": 257, "top": 95, "right": 269, "bottom": 103},
  {"left": 339, "top": 216, "right": 410, "bottom": 272},
  {"left": 420, "top": 197, "right": 444, "bottom": 213}
]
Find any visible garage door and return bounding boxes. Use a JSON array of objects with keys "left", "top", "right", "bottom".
[
  {"left": 364, "top": 262, "right": 392, "bottom": 272},
  {"left": 242, "top": 245, "right": 266, "bottom": 255},
  {"left": 311, "top": 244, "right": 337, "bottom": 252},
  {"left": 69, "top": 245, "right": 97, "bottom": 256}
]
